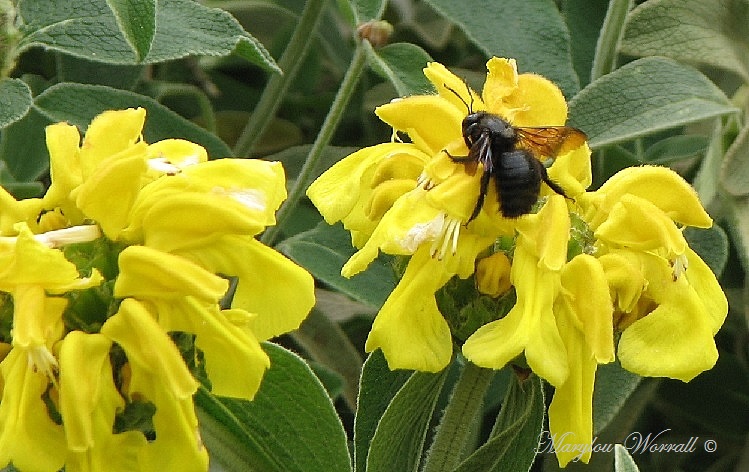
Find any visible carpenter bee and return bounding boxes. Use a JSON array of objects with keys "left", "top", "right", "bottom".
[{"left": 443, "top": 83, "right": 586, "bottom": 221}]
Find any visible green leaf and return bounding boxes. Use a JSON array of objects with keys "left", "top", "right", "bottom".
[
  {"left": 365, "top": 42, "right": 434, "bottom": 96},
  {"left": 614, "top": 444, "right": 641, "bottom": 472},
  {"left": 352, "top": 0, "right": 387, "bottom": 23},
  {"left": 454, "top": 374, "right": 545, "bottom": 472},
  {"left": 568, "top": 57, "right": 738, "bottom": 149},
  {"left": 643, "top": 134, "right": 709, "bottom": 164},
  {"left": 57, "top": 54, "right": 145, "bottom": 89},
  {"left": 563, "top": 0, "right": 610, "bottom": 87},
  {"left": 593, "top": 362, "right": 641, "bottom": 434},
  {"left": 33, "top": 83, "right": 231, "bottom": 158},
  {"left": 196, "top": 343, "right": 351, "bottom": 472},
  {"left": 0, "top": 107, "right": 52, "bottom": 183},
  {"left": 17, "top": 0, "right": 278, "bottom": 71},
  {"left": 353, "top": 350, "right": 412, "bottom": 472},
  {"left": 590, "top": 0, "right": 633, "bottom": 81},
  {"left": 106, "top": 0, "right": 156, "bottom": 60},
  {"left": 620, "top": 0, "right": 749, "bottom": 82},
  {"left": 720, "top": 121, "right": 749, "bottom": 196},
  {"left": 423, "top": 0, "right": 580, "bottom": 98},
  {"left": 366, "top": 366, "right": 449, "bottom": 472},
  {"left": 684, "top": 225, "right": 729, "bottom": 277},
  {"left": 0, "top": 78, "right": 33, "bottom": 128},
  {"left": 276, "top": 222, "right": 396, "bottom": 308},
  {"left": 292, "top": 308, "right": 363, "bottom": 410}
]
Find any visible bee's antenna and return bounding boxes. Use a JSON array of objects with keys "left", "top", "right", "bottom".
[
  {"left": 443, "top": 82, "right": 474, "bottom": 113},
  {"left": 463, "top": 79, "right": 474, "bottom": 113}
]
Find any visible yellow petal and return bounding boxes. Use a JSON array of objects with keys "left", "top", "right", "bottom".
[
  {"left": 135, "top": 381, "right": 208, "bottom": 472},
  {"left": 599, "top": 251, "right": 647, "bottom": 314},
  {"left": 547, "top": 142, "right": 592, "bottom": 197},
  {"left": 177, "top": 235, "right": 315, "bottom": 341},
  {"left": 365, "top": 246, "right": 453, "bottom": 372},
  {"left": 464, "top": 244, "right": 568, "bottom": 386},
  {"left": 58, "top": 331, "right": 116, "bottom": 451},
  {"left": 685, "top": 247, "right": 727, "bottom": 333},
  {"left": 0, "top": 349, "right": 67, "bottom": 472},
  {"left": 43, "top": 122, "right": 83, "bottom": 212},
  {"left": 342, "top": 189, "right": 442, "bottom": 276},
  {"left": 516, "top": 195, "right": 570, "bottom": 271},
  {"left": 481, "top": 57, "right": 519, "bottom": 111},
  {"left": 146, "top": 139, "right": 208, "bottom": 170},
  {"left": 548, "top": 313, "right": 597, "bottom": 466},
  {"left": 159, "top": 298, "right": 270, "bottom": 400},
  {"left": 74, "top": 144, "right": 148, "bottom": 239},
  {"left": 101, "top": 299, "right": 198, "bottom": 399},
  {"left": 376, "top": 95, "right": 464, "bottom": 155},
  {"left": 114, "top": 246, "right": 229, "bottom": 302},
  {"left": 80, "top": 108, "right": 146, "bottom": 178},
  {"left": 307, "top": 143, "right": 426, "bottom": 225},
  {"left": 559, "top": 254, "right": 615, "bottom": 363},
  {"left": 595, "top": 194, "right": 687, "bottom": 254},
  {"left": 11, "top": 285, "right": 66, "bottom": 350},
  {"left": 594, "top": 166, "right": 712, "bottom": 228},
  {"left": 475, "top": 251, "right": 512, "bottom": 297},
  {"left": 617, "top": 280, "right": 718, "bottom": 382}
]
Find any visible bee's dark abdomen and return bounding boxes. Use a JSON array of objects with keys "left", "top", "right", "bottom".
[{"left": 496, "top": 150, "right": 541, "bottom": 218}]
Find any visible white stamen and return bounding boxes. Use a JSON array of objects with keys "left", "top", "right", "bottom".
[
  {"left": 672, "top": 253, "right": 688, "bottom": 281},
  {"left": 39, "top": 225, "right": 102, "bottom": 247},
  {"left": 429, "top": 215, "right": 462, "bottom": 260},
  {"left": 398, "top": 213, "right": 445, "bottom": 253}
]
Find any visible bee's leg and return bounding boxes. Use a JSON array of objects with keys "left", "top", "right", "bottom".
[
  {"left": 467, "top": 167, "right": 491, "bottom": 223},
  {"left": 443, "top": 149, "right": 471, "bottom": 162},
  {"left": 535, "top": 160, "right": 571, "bottom": 200}
]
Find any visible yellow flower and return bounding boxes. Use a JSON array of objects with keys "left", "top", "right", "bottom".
[
  {"left": 0, "top": 108, "right": 315, "bottom": 471},
  {"left": 100, "top": 299, "right": 208, "bottom": 471},
  {"left": 579, "top": 166, "right": 726, "bottom": 381},
  {"left": 308, "top": 57, "right": 590, "bottom": 372}
]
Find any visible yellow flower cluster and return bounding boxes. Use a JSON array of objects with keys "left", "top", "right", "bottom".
[
  {"left": 308, "top": 57, "right": 727, "bottom": 467},
  {"left": 0, "top": 109, "right": 314, "bottom": 471}
]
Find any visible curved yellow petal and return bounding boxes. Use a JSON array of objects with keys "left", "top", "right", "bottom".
[
  {"left": 307, "top": 143, "right": 426, "bottom": 225},
  {"left": 547, "top": 142, "right": 592, "bottom": 197},
  {"left": 595, "top": 194, "right": 687, "bottom": 254},
  {"left": 618, "top": 281, "right": 718, "bottom": 381},
  {"left": 481, "top": 57, "right": 519, "bottom": 112},
  {"left": 114, "top": 245, "right": 229, "bottom": 302},
  {"left": 685, "top": 247, "right": 727, "bottom": 333},
  {"left": 74, "top": 144, "right": 148, "bottom": 239},
  {"left": 376, "top": 95, "right": 464, "bottom": 155},
  {"left": 80, "top": 108, "right": 146, "bottom": 178},
  {"left": 176, "top": 235, "right": 315, "bottom": 341},
  {"left": 595, "top": 166, "right": 712, "bottom": 228},
  {"left": 58, "top": 331, "right": 116, "bottom": 451},
  {"left": 101, "top": 299, "right": 198, "bottom": 399},
  {"left": 560, "top": 254, "right": 614, "bottom": 363},
  {"left": 0, "top": 349, "right": 67, "bottom": 472},
  {"left": 43, "top": 122, "right": 83, "bottom": 212},
  {"left": 365, "top": 246, "right": 453, "bottom": 372},
  {"left": 548, "top": 316, "right": 597, "bottom": 466}
]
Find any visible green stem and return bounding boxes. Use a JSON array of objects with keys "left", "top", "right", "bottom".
[
  {"left": 422, "top": 360, "right": 495, "bottom": 472},
  {"left": 232, "top": 0, "right": 328, "bottom": 157},
  {"left": 261, "top": 44, "right": 368, "bottom": 246},
  {"left": 0, "top": 0, "right": 20, "bottom": 79}
]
